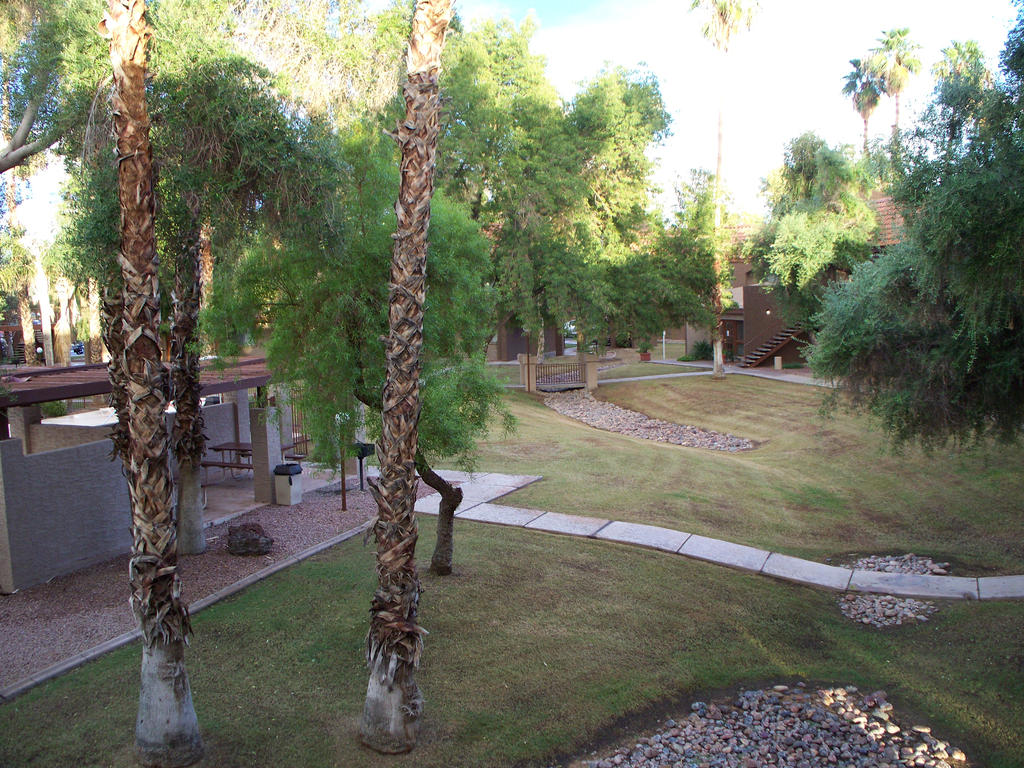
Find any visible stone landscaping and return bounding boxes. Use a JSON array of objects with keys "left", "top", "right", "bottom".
[
  {"left": 582, "top": 684, "right": 968, "bottom": 768},
  {"left": 836, "top": 554, "right": 950, "bottom": 629},
  {"left": 544, "top": 390, "right": 753, "bottom": 452}
]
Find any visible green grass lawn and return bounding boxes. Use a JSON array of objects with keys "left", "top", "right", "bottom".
[
  {"left": 476, "top": 380, "right": 1024, "bottom": 572},
  {"left": 3, "top": 517, "right": 1022, "bottom": 768}
]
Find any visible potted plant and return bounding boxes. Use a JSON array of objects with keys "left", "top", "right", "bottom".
[{"left": 637, "top": 339, "right": 652, "bottom": 361}]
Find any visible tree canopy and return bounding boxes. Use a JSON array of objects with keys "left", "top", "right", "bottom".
[
  {"left": 810, "top": 7, "right": 1024, "bottom": 447},
  {"left": 750, "top": 132, "right": 877, "bottom": 327}
]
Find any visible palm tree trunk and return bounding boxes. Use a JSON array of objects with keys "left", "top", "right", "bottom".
[
  {"left": 172, "top": 225, "right": 206, "bottom": 555},
  {"left": 17, "top": 287, "right": 34, "bottom": 365},
  {"left": 711, "top": 85, "right": 725, "bottom": 381},
  {"left": 893, "top": 93, "right": 901, "bottom": 136},
  {"left": 100, "top": 1, "right": 203, "bottom": 764},
  {"left": 360, "top": 0, "right": 452, "bottom": 754},
  {"left": 415, "top": 452, "right": 463, "bottom": 576},
  {"left": 101, "top": 283, "right": 131, "bottom": 464},
  {"left": 86, "top": 278, "right": 104, "bottom": 363},
  {"left": 53, "top": 276, "right": 72, "bottom": 367},
  {"left": 33, "top": 255, "right": 54, "bottom": 366}
]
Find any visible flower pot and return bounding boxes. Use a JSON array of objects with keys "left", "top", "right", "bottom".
[{"left": 639, "top": 352, "right": 651, "bottom": 361}]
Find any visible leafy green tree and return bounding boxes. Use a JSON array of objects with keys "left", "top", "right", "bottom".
[
  {"left": 608, "top": 171, "right": 717, "bottom": 342},
  {"left": 870, "top": 27, "right": 922, "bottom": 135},
  {"left": 843, "top": 58, "right": 883, "bottom": 154},
  {"left": 689, "top": 0, "right": 758, "bottom": 378},
  {"left": 751, "top": 133, "right": 876, "bottom": 326},
  {"left": 438, "top": 18, "right": 585, "bottom": 340},
  {"left": 811, "top": 7, "right": 1024, "bottom": 447},
  {"left": 0, "top": 0, "right": 106, "bottom": 174}
]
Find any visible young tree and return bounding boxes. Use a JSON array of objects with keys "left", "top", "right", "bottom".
[
  {"left": 98, "top": 1, "right": 203, "bottom": 763},
  {"left": 751, "top": 133, "right": 876, "bottom": 327},
  {"left": 360, "top": 0, "right": 452, "bottom": 753},
  {"left": 689, "top": 0, "right": 757, "bottom": 379},
  {"left": 842, "top": 58, "right": 883, "bottom": 154},
  {"left": 870, "top": 28, "right": 922, "bottom": 135}
]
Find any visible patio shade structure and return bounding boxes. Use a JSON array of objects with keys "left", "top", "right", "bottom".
[{"left": 0, "top": 356, "right": 272, "bottom": 409}]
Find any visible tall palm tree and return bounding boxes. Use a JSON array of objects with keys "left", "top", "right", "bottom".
[
  {"left": 690, "top": 0, "right": 757, "bottom": 380},
  {"left": 99, "top": 0, "right": 203, "bottom": 764},
  {"left": 932, "top": 40, "right": 993, "bottom": 88},
  {"left": 842, "top": 58, "right": 882, "bottom": 154},
  {"left": 871, "top": 28, "right": 921, "bottom": 135},
  {"left": 360, "top": 0, "right": 453, "bottom": 754}
]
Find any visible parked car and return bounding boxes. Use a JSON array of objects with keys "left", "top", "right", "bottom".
[{"left": 71, "top": 341, "right": 84, "bottom": 356}]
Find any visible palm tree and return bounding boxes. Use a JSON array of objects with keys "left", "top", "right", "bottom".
[
  {"left": 360, "top": 0, "right": 453, "bottom": 753},
  {"left": 99, "top": 0, "right": 203, "bottom": 764},
  {"left": 932, "top": 40, "right": 993, "bottom": 88},
  {"left": 871, "top": 28, "right": 921, "bottom": 135},
  {"left": 842, "top": 58, "right": 882, "bottom": 154},
  {"left": 690, "top": 0, "right": 757, "bottom": 380}
]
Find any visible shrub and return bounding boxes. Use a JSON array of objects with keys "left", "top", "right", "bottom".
[{"left": 691, "top": 340, "right": 713, "bottom": 359}]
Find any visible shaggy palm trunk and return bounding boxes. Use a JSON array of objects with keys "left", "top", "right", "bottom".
[
  {"left": 101, "top": 284, "right": 131, "bottom": 464},
  {"left": 360, "top": 0, "right": 452, "bottom": 754},
  {"left": 711, "top": 80, "right": 725, "bottom": 381},
  {"left": 100, "top": 1, "right": 203, "bottom": 765},
  {"left": 172, "top": 228, "right": 206, "bottom": 555},
  {"left": 415, "top": 453, "right": 463, "bottom": 576}
]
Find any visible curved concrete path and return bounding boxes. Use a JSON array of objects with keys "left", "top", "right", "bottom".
[
  {"left": 6, "top": 470, "right": 1020, "bottom": 703},
  {"left": 418, "top": 471, "right": 1024, "bottom": 602}
]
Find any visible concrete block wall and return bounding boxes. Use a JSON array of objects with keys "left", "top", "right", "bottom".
[
  {"left": 0, "top": 438, "right": 131, "bottom": 593},
  {"left": 0, "top": 400, "right": 245, "bottom": 593}
]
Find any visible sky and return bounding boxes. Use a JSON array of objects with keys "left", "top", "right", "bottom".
[
  {"left": 440, "top": 0, "right": 1019, "bottom": 214},
  {"left": 20, "top": 0, "right": 1021, "bottom": 243}
]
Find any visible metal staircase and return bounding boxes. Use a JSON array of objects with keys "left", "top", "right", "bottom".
[{"left": 738, "top": 327, "right": 801, "bottom": 368}]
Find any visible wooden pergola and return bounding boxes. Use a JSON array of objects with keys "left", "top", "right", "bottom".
[{"left": 0, "top": 356, "right": 272, "bottom": 409}]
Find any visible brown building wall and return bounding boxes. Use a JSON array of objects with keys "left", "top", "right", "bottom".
[{"left": 742, "top": 285, "right": 786, "bottom": 350}]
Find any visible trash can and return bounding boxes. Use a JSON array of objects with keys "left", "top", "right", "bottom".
[{"left": 274, "top": 463, "right": 303, "bottom": 505}]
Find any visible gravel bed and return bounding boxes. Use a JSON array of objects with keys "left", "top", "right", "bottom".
[
  {"left": 544, "top": 390, "right": 753, "bottom": 452},
  {"left": 836, "top": 554, "right": 951, "bottom": 629},
  {"left": 0, "top": 480, "right": 437, "bottom": 689},
  {"left": 582, "top": 684, "right": 968, "bottom": 768}
]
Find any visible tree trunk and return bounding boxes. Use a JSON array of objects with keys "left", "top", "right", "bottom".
[
  {"left": 86, "top": 278, "right": 104, "bottom": 363},
  {"left": 893, "top": 93, "right": 901, "bottom": 136},
  {"left": 711, "top": 284, "right": 725, "bottom": 380},
  {"left": 172, "top": 226, "right": 206, "bottom": 555},
  {"left": 17, "top": 288, "right": 34, "bottom": 365},
  {"left": 415, "top": 453, "right": 463, "bottom": 576},
  {"left": 360, "top": 0, "right": 452, "bottom": 754},
  {"left": 53, "top": 276, "right": 72, "bottom": 367},
  {"left": 100, "top": 1, "right": 203, "bottom": 764},
  {"left": 101, "top": 283, "right": 131, "bottom": 464},
  {"left": 33, "top": 255, "right": 53, "bottom": 366},
  {"left": 863, "top": 117, "right": 869, "bottom": 155}
]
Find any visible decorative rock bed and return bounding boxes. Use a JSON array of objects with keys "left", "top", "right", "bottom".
[
  {"left": 544, "top": 390, "right": 753, "bottom": 452},
  {"left": 837, "top": 554, "right": 951, "bottom": 628},
  {"left": 583, "top": 684, "right": 967, "bottom": 768}
]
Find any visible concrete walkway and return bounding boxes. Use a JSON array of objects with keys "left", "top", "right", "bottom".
[
  {"left": 418, "top": 472, "right": 1024, "bottom": 602},
  {"left": 6, "top": 469, "right": 1020, "bottom": 702},
  {"left": 650, "top": 359, "right": 833, "bottom": 387}
]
